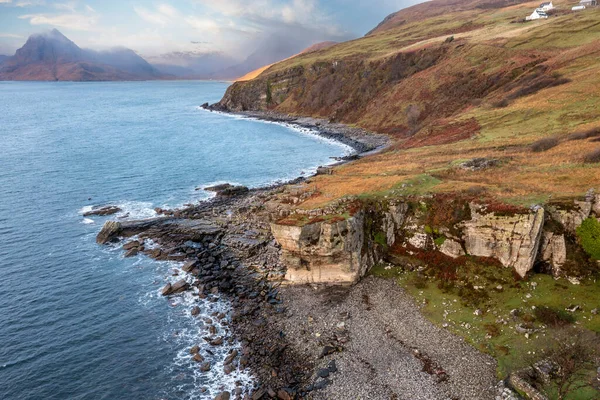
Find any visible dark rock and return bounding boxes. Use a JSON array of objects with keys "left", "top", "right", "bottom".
[
  {"left": 200, "top": 102, "right": 209, "bottom": 109},
  {"left": 190, "top": 345, "right": 200, "bottom": 354},
  {"left": 327, "top": 360, "right": 337, "bottom": 373},
  {"left": 209, "top": 337, "right": 224, "bottom": 346},
  {"left": 317, "top": 368, "right": 329, "bottom": 378},
  {"left": 459, "top": 157, "right": 500, "bottom": 171},
  {"left": 313, "top": 379, "right": 331, "bottom": 390},
  {"left": 83, "top": 205, "right": 121, "bottom": 217},
  {"left": 191, "top": 306, "right": 201, "bottom": 317},
  {"left": 161, "top": 283, "right": 173, "bottom": 296},
  {"left": 204, "top": 183, "right": 233, "bottom": 192},
  {"left": 316, "top": 166, "right": 333, "bottom": 175},
  {"left": 224, "top": 349, "right": 238, "bottom": 365},
  {"left": 216, "top": 186, "right": 249, "bottom": 197},
  {"left": 223, "top": 364, "right": 234, "bottom": 375},
  {"left": 214, "top": 391, "right": 230, "bottom": 400},
  {"left": 193, "top": 353, "right": 204, "bottom": 363}
]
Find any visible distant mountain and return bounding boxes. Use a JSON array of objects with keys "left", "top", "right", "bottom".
[
  {"left": 0, "top": 55, "right": 8, "bottom": 65},
  {"left": 149, "top": 51, "right": 238, "bottom": 79},
  {"left": 0, "top": 29, "right": 164, "bottom": 81}
]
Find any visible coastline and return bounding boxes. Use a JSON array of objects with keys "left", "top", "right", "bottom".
[{"left": 92, "top": 110, "right": 504, "bottom": 399}]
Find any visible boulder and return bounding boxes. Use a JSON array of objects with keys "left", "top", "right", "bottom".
[
  {"left": 461, "top": 205, "right": 545, "bottom": 277},
  {"left": 123, "top": 240, "right": 140, "bottom": 251},
  {"left": 96, "top": 221, "right": 122, "bottom": 244},
  {"left": 161, "top": 279, "right": 189, "bottom": 296},
  {"left": 216, "top": 185, "right": 249, "bottom": 197},
  {"left": 83, "top": 205, "right": 121, "bottom": 217},
  {"left": 539, "top": 231, "right": 567, "bottom": 277},
  {"left": 316, "top": 166, "right": 333, "bottom": 175},
  {"left": 182, "top": 260, "right": 198, "bottom": 273},
  {"left": 547, "top": 199, "right": 592, "bottom": 234},
  {"left": 439, "top": 239, "right": 465, "bottom": 258}
]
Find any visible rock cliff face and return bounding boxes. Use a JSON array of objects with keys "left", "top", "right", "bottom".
[
  {"left": 460, "top": 205, "right": 545, "bottom": 278},
  {"left": 271, "top": 212, "right": 376, "bottom": 284},
  {"left": 270, "top": 192, "right": 599, "bottom": 284}
]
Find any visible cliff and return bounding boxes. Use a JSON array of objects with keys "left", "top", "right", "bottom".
[
  {"left": 270, "top": 192, "right": 600, "bottom": 284},
  {"left": 213, "top": 0, "right": 600, "bottom": 208}
]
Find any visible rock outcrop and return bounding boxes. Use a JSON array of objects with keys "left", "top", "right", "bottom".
[
  {"left": 271, "top": 212, "right": 375, "bottom": 284},
  {"left": 461, "top": 205, "right": 545, "bottom": 277},
  {"left": 96, "top": 221, "right": 122, "bottom": 244},
  {"left": 547, "top": 200, "right": 592, "bottom": 234},
  {"left": 539, "top": 231, "right": 567, "bottom": 277}
]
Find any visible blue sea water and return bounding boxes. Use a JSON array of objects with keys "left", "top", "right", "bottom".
[{"left": 0, "top": 81, "right": 349, "bottom": 400}]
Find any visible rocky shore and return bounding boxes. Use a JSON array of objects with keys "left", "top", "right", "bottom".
[{"left": 94, "top": 180, "right": 509, "bottom": 399}]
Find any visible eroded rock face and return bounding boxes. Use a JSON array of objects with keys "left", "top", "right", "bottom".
[
  {"left": 382, "top": 203, "right": 409, "bottom": 247},
  {"left": 271, "top": 212, "right": 373, "bottom": 284},
  {"left": 461, "top": 205, "right": 545, "bottom": 277},
  {"left": 539, "top": 231, "right": 567, "bottom": 277},
  {"left": 547, "top": 200, "right": 592, "bottom": 234}
]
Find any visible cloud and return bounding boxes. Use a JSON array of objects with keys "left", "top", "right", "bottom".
[
  {"left": 19, "top": 12, "right": 98, "bottom": 31},
  {"left": 0, "top": 33, "right": 24, "bottom": 38},
  {"left": 134, "top": 4, "right": 181, "bottom": 26}
]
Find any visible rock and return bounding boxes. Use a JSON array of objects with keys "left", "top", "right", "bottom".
[
  {"left": 124, "top": 248, "right": 139, "bottom": 258},
  {"left": 317, "top": 368, "right": 330, "bottom": 378},
  {"left": 193, "top": 353, "right": 204, "bottom": 363},
  {"left": 190, "top": 345, "right": 200, "bottom": 354},
  {"left": 327, "top": 360, "right": 337, "bottom": 373},
  {"left": 461, "top": 205, "right": 545, "bottom": 277},
  {"left": 272, "top": 211, "right": 372, "bottom": 284},
  {"left": 200, "top": 361, "right": 211, "bottom": 372},
  {"left": 459, "top": 158, "right": 499, "bottom": 171},
  {"left": 123, "top": 240, "right": 140, "bottom": 250},
  {"left": 191, "top": 306, "right": 201, "bottom": 317},
  {"left": 214, "top": 391, "right": 230, "bottom": 400},
  {"left": 539, "top": 231, "right": 567, "bottom": 277},
  {"left": 162, "top": 279, "right": 189, "bottom": 296},
  {"left": 319, "top": 346, "right": 338, "bottom": 358},
  {"left": 209, "top": 337, "right": 224, "bottom": 346},
  {"left": 547, "top": 199, "right": 592, "bottom": 234},
  {"left": 200, "top": 102, "right": 209, "bottom": 109},
  {"left": 277, "top": 389, "right": 292, "bottom": 400},
  {"left": 316, "top": 166, "right": 333, "bottom": 175},
  {"left": 591, "top": 308, "right": 598, "bottom": 315},
  {"left": 223, "top": 364, "right": 234, "bottom": 375},
  {"left": 224, "top": 349, "right": 238, "bottom": 365},
  {"left": 252, "top": 388, "right": 267, "bottom": 400},
  {"left": 182, "top": 260, "right": 198, "bottom": 273},
  {"left": 96, "top": 221, "right": 122, "bottom": 244},
  {"left": 161, "top": 283, "right": 172, "bottom": 296},
  {"left": 204, "top": 183, "right": 232, "bottom": 192},
  {"left": 83, "top": 205, "right": 121, "bottom": 217},
  {"left": 439, "top": 239, "right": 465, "bottom": 258}
]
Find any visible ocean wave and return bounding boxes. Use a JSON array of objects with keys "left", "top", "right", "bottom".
[{"left": 81, "top": 218, "right": 95, "bottom": 225}]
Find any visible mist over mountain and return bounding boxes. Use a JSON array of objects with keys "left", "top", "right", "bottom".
[
  {"left": 148, "top": 51, "right": 239, "bottom": 79},
  {"left": 0, "top": 29, "right": 164, "bottom": 81}
]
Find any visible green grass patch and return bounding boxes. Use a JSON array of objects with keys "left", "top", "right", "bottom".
[{"left": 576, "top": 217, "right": 600, "bottom": 260}]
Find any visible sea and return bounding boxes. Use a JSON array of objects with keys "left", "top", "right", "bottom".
[{"left": 0, "top": 81, "right": 350, "bottom": 399}]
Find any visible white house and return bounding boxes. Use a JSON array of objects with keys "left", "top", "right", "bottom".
[
  {"left": 572, "top": 5, "right": 586, "bottom": 10},
  {"left": 539, "top": 1, "right": 554, "bottom": 11},
  {"left": 580, "top": 0, "right": 597, "bottom": 6},
  {"left": 526, "top": 9, "right": 549, "bottom": 20}
]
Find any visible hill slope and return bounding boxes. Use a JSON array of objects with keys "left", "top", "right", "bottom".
[
  {"left": 214, "top": 0, "right": 600, "bottom": 208},
  {"left": 0, "top": 29, "right": 163, "bottom": 81}
]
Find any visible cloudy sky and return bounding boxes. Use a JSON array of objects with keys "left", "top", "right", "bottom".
[{"left": 0, "top": 0, "right": 422, "bottom": 59}]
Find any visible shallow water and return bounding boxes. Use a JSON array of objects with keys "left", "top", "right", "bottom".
[{"left": 0, "top": 81, "right": 349, "bottom": 399}]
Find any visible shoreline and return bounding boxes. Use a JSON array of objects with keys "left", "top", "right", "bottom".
[{"left": 93, "top": 110, "right": 503, "bottom": 399}]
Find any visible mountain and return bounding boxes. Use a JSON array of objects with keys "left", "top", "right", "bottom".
[
  {"left": 215, "top": 0, "right": 600, "bottom": 205},
  {"left": 0, "top": 29, "right": 164, "bottom": 81},
  {"left": 0, "top": 55, "right": 8, "bottom": 65}
]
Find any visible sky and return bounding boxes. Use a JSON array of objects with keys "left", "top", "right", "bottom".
[{"left": 0, "top": 0, "right": 423, "bottom": 59}]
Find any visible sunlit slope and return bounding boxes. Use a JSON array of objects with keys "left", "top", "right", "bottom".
[{"left": 217, "top": 0, "right": 600, "bottom": 207}]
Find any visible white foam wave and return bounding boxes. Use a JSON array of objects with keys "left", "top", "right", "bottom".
[
  {"left": 114, "top": 200, "right": 157, "bottom": 220},
  {"left": 78, "top": 205, "right": 94, "bottom": 215},
  {"left": 81, "top": 218, "right": 95, "bottom": 225}
]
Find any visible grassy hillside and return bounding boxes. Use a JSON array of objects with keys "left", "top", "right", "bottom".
[{"left": 217, "top": 0, "right": 600, "bottom": 209}]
